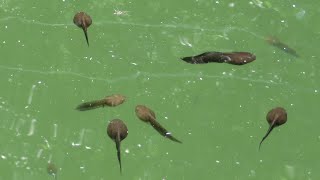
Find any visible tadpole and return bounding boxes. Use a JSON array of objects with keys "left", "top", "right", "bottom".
[
  {"left": 107, "top": 119, "right": 128, "bottom": 173},
  {"left": 135, "top": 105, "right": 182, "bottom": 143}
]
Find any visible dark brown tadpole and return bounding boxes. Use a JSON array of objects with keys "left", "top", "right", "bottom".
[
  {"left": 266, "top": 36, "right": 299, "bottom": 57},
  {"left": 259, "top": 107, "right": 287, "bottom": 150},
  {"left": 47, "top": 162, "right": 58, "bottom": 180},
  {"left": 135, "top": 105, "right": 182, "bottom": 143},
  {"left": 73, "top": 12, "right": 92, "bottom": 46},
  {"left": 181, "top": 51, "right": 256, "bottom": 65},
  {"left": 76, "top": 94, "right": 126, "bottom": 111},
  {"left": 107, "top": 119, "right": 128, "bottom": 174}
]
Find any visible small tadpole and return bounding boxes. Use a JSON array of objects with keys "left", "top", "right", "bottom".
[
  {"left": 266, "top": 36, "right": 299, "bottom": 57},
  {"left": 76, "top": 94, "right": 126, "bottom": 111},
  {"left": 181, "top": 51, "right": 256, "bottom": 65},
  {"left": 135, "top": 105, "right": 182, "bottom": 143},
  {"left": 47, "top": 162, "right": 58, "bottom": 180},
  {"left": 107, "top": 119, "right": 128, "bottom": 174},
  {"left": 259, "top": 107, "right": 287, "bottom": 150},
  {"left": 73, "top": 12, "right": 92, "bottom": 46}
]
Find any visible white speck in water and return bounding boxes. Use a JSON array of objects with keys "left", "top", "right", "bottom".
[
  {"left": 1, "top": 155, "right": 6, "bottom": 159},
  {"left": 36, "top": 149, "right": 43, "bottom": 158},
  {"left": 27, "top": 119, "right": 37, "bottom": 136},
  {"left": 37, "top": 81, "right": 42, "bottom": 84},
  {"left": 3, "top": 41, "right": 5, "bottom": 44},
  {"left": 216, "top": 160, "right": 220, "bottom": 163},
  {"left": 166, "top": 152, "right": 169, "bottom": 155},
  {"left": 5, "top": 26, "right": 7, "bottom": 29},
  {"left": 53, "top": 124, "right": 58, "bottom": 138},
  {"left": 235, "top": 161, "right": 240, "bottom": 165},
  {"left": 131, "top": 62, "right": 137, "bottom": 65},
  {"left": 125, "top": 149, "right": 130, "bottom": 153},
  {"left": 259, "top": 159, "right": 263, "bottom": 163},
  {"left": 42, "top": 137, "right": 51, "bottom": 149},
  {"left": 216, "top": 1, "right": 219, "bottom": 4},
  {"left": 229, "top": 2, "right": 235, "bottom": 7},
  {"left": 165, "top": 132, "right": 172, "bottom": 135},
  {"left": 18, "top": 40, "right": 21, "bottom": 43},
  {"left": 85, "top": 146, "right": 91, "bottom": 150},
  {"left": 292, "top": 4, "right": 296, "bottom": 7},
  {"left": 137, "top": 144, "right": 142, "bottom": 148},
  {"left": 239, "top": 105, "right": 242, "bottom": 108},
  {"left": 21, "top": 156, "right": 28, "bottom": 160},
  {"left": 199, "top": 77, "right": 203, "bottom": 80},
  {"left": 249, "top": 170, "right": 256, "bottom": 177},
  {"left": 281, "top": 20, "right": 285, "bottom": 23},
  {"left": 27, "top": 85, "right": 36, "bottom": 105},
  {"left": 249, "top": 135, "right": 253, "bottom": 138},
  {"left": 265, "top": 86, "right": 270, "bottom": 88},
  {"left": 164, "top": 116, "right": 168, "bottom": 119},
  {"left": 72, "top": 142, "right": 81, "bottom": 147},
  {"left": 222, "top": 72, "right": 226, "bottom": 75},
  {"left": 315, "top": 90, "right": 318, "bottom": 93}
]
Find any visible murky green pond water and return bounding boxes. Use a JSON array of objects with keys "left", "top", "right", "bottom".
[{"left": 1, "top": 0, "right": 319, "bottom": 179}]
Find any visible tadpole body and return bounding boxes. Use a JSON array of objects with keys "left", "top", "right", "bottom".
[
  {"left": 135, "top": 105, "right": 182, "bottom": 143},
  {"left": 181, "top": 51, "right": 256, "bottom": 65},
  {"left": 259, "top": 107, "right": 287, "bottom": 150},
  {"left": 47, "top": 162, "right": 58, "bottom": 180},
  {"left": 76, "top": 94, "right": 125, "bottom": 111},
  {"left": 73, "top": 12, "right": 92, "bottom": 46},
  {"left": 107, "top": 119, "right": 128, "bottom": 173}
]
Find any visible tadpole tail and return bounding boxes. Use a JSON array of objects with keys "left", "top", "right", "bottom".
[
  {"left": 259, "top": 121, "right": 276, "bottom": 151},
  {"left": 82, "top": 27, "right": 89, "bottom": 47},
  {"left": 181, "top": 56, "right": 194, "bottom": 64},
  {"left": 115, "top": 133, "right": 122, "bottom": 174},
  {"left": 75, "top": 99, "right": 105, "bottom": 111},
  {"left": 149, "top": 118, "right": 182, "bottom": 144}
]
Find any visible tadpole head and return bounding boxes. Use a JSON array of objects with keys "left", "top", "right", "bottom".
[
  {"left": 73, "top": 12, "right": 92, "bottom": 29},
  {"left": 266, "top": 107, "right": 287, "bottom": 126},
  {"left": 107, "top": 119, "right": 128, "bottom": 141},
  {"left": 47, "top": 162, "right": 58, "bottom": 179},
  {"left": 105, "top": 94, "right": 126, "bottom": 107},
  {"left": 135, "top": 105, "right": 154, "bottom": 123}
]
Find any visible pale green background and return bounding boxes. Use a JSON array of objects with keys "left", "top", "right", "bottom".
[{"left": 0, "top": 0, "right": 319, "bottom": 179}]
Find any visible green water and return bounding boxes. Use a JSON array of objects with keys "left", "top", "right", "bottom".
[{"left": 0, "top": 0, "right": 319, "bottom": 179}]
